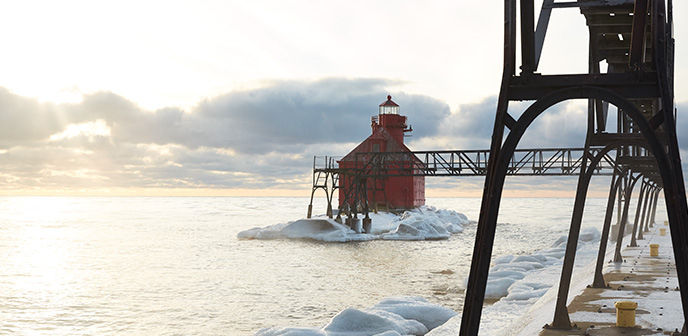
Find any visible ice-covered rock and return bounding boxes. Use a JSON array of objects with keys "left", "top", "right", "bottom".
[
  {"left": 324, "top": 308, "right": 428, "bottom": 335},
  {"left": 255, "top": 327, "right": 327, "bottom": 336},
  {"left": 238, "top": 205, "right": 472, "bottom": 242},
  {"left": 370, "top": 296, "right": 458, "bottom": 331},
  {"left": 237, "top": 219, "right": 368, "bottom": 242},
  {"left": 477, "top": 227, "right": 601, "bottom": 301},
  {"left": 255, "top": 296, "right": 457, "bottom": 336}
]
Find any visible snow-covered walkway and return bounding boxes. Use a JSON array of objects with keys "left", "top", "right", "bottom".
[{"left": 509, "top": 222, "right": 683, "bottom": 335}]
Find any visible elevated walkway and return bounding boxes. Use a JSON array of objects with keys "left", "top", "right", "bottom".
[
  {"left": 307, "top": 147, "right": 629, "bottom": 220},
  {"left": 315, "top": 148, "right": 619, "bottom": 178}
]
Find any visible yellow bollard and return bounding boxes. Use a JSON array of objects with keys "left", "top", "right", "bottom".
[
  {"left": 615, "top": 301, "right": 638, "bottom": 327},
  {"left": 660, "top": 228, "right": 666, "bottom": 236},
  {"left": 665, "top": 220, "right": 669, "bottom": 226},
  {"left": 650, "top": 244, "right": 659, "bottom": 257}
]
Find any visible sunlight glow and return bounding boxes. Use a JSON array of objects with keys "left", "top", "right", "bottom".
[
  {"left": 6, "top": 197, "right": 76, "bottom": 298},
  {"left": 49, "top": 120, "right": 111, "bottom": 142}
]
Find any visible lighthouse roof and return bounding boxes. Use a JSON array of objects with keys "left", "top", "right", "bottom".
[
  {"left": 339, "top": 127, "right": 421, "bottom": 164},
  {"left": 379, "top": 95, "right": 399, "bottom": 107}
]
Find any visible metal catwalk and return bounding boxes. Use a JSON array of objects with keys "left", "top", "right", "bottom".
[{"left": 307, "top": 147, "right": 621, "bottom": 219}]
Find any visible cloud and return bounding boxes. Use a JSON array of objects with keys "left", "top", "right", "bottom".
[
  {"left": 518, "top": 100, "right": 587, "bottom": 148},
  {"left": 406, "top": 96, "right": 496, "bottom": 151},
  {"left": 187, "top": 78, "right": 450, "bottom": 153},
  {"left": 0, "top": 79, "right": 451, "bottom": 192},
  {"left": 408, "top": 96, "right": 588, "bottom": 151},
  {"left": 0, "top": 88, "right": 65, "bottom": 143},
  {"left": 2, "top": 79, "right": 686, "bottom": 195}
]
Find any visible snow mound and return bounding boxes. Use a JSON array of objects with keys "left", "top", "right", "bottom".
[
  {"left": 238, "top": 205, "right": 472, "bottom": 242},
  {"left": 430, "top": 227, "right": 602, "bottom": 335},
  {"left": 370, "top": 296, "right": 458, "bottom": 330},
  {"left": 255, "top": 296, "right": 457, "bottom": 336},
  {"left": 236, "top": 219, "right": 366, "bottom": 242},
  {"left": 479, "top": 227, "right": 600, "bottom": 300}
]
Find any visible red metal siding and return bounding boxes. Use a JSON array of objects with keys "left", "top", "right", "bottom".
[
  {"left": 337, "top": 174, "right": 424, "bottom": 209},
  {"left": 338, "top": 133, "right": 425, "bottom": 209},
  {"left": 338, "top": 97, "right": 424, "bottom": 210}
]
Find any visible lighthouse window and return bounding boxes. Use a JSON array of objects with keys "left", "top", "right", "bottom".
[{"left": 372, "top": 143, "right": 380, "bottom": 152}]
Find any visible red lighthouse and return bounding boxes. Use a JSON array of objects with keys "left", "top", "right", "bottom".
[{"left": 338, "top": 95, "right": 425, "bottom": 211}]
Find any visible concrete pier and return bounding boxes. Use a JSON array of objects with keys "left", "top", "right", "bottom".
[{"left": 522, "top": 225, "right": 683, "bottom": 335}]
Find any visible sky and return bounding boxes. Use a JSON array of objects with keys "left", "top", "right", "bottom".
[{"left": 0, "top": 1, "right": 686, "bottom": 197}]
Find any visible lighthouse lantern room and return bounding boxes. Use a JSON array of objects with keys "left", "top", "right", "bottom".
[{"left": 338, "top": 96, "right": 425, "bottom": 211}]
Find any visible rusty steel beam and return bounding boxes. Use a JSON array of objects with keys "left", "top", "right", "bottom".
[
  {"left": 614, "top": 172, "right": 643, "bottom": 261},
  {"left": 508, "top": 73, "right": 659, "bottom": 101},
  {"left": 629, "top": 0, "right": 650, "bottom": 70},
  {"left": 554, "top": 0, "right": 634, "bottom": 9},
  {"left": 520, "top": 0, "right": 536, "bottom": 74},
  {"left": 534, "top": 0, "right": 554, "bottom": 68},
  {"left": 591, "top": 167, "right": 630, "bottom": 288},
  {"left": 629, "top": 179, "right": 648, "bottom": 246}
]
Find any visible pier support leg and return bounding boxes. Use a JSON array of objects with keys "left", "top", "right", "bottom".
[
  {"left": 459, "top": 0, "right": 516, "bottom": 326},
  {"left": 363, "top": 213, "right": 372, "bottom": 234},
  {"left": 592, "top": 171, "right": 624, "bottom": 288},
  {"left": 649, "top": 189, "right": 659, "bottom": 227},
  {"left": 630, "top": 181, "right": 647, "bottom": 246},
  {"left": 550, "top": 184, "right": 588, "bottom": 328},
  {"left": 615, "top": 174, "right": 641, "bottom": 262},
  {"left": 644, "top": 187, "right": 657, "bottom": 231},
  {"left": 640, "top": 185, "right": 652, "bottom": 234},
  {"left": 550, "top": 118, "right": 598, "bottom": 329}
]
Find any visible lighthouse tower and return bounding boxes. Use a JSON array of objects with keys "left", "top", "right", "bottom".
[{"left": 338, "top": 95, "right": 425, "bottom": 211}]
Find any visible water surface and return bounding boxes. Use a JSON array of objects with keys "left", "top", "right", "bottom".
[{"left": 0, "top": 196, "right": 636, "bottom": 335}]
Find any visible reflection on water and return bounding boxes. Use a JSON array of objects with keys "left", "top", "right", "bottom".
[{"left": 0, "top": 196, "right": 632, "bottom": 335}]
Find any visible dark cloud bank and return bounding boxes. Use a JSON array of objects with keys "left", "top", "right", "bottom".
[{"left": 1, "top": 78, "right": 683, "bottom": 194}]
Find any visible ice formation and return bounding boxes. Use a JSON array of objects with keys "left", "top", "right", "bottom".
[
  {"left": 252, "top": 228, "right": 605, "bottom": 336},
  {"left": 428, "top": 227, "right": 603, "bottom": 335},
  {"left": 252, "top": 223, "right": 682, "bottom": 335},
  {"left": 255, "top": 296, "right": 457, "bottom": 336},
  {"left": 237, "top": 206, "right": 472, "bottom": 242}
]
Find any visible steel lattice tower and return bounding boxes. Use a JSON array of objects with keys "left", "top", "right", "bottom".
[{"left": 460, "top": 0, "right": 688, "bottom": 334}]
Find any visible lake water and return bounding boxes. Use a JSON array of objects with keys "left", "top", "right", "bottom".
[{"left": 0, "top": 196, "right": 651, "bottom": 335}]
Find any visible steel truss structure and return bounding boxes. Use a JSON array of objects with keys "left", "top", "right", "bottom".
[
  {"left": 309, "top": 146, "right": 632, "bottom": 218},
  {"left": 459, "top": 0, "right": 688, "bottom": 334}
]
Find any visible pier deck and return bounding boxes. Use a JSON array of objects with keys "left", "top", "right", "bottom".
[{"left": 515, "top": 224, "right": 682, "bottom": 335}]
